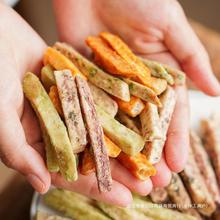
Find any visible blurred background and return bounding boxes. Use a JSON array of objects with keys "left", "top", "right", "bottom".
[{"left": 0, "top": 0, "right": 220, "bottom": 219}]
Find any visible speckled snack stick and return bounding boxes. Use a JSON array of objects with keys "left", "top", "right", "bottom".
[
  {"left": 23, "top": 72, "right": 78, "bottom": 181},
  {"left": 75, "top": 75, "right": 112, "bottom": 192},
  {"left": 149, "top": 187, "right": 168, "bottom": 204},
  {"left": 54, "top": 70, "right": 87, "bottom": 153},
  {"left": 53, "top": 42, "right": 130, "bottom": 102}
]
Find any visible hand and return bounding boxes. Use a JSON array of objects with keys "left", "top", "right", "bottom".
[
  {"left": 0, "top": 3, "right": 151, "bottom": 206},
  {"left": 53, "top": 0, "right": 220, "bottom": 204}
]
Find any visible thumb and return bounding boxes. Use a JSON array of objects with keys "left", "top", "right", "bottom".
[
  {"left": 165, "top": 2, "right": 220, "bottom": 96},
  {"left": 0, "top": 107, "right": 50, "bottom": 194}
]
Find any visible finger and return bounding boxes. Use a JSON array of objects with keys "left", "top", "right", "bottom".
[
  {"left": 165, "top": 5, "right": 220, "bottom": 95},
  {"left": 0, "top": 107, "right": 50, "bottom": 194},
  {"left": 150, "top": 154, "right": 172, "bottom": 187},
  {"left": 165, "top": 85, "right": 190, "bottom": 172},
  {"left": 51, "top": 172, "right": 132, "bottom": 207},
  {"left": 111, "top": 159, "right": 152, "bottom": 196}
]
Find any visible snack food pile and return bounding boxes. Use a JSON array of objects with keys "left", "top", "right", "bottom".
[
  {"left": 23, "top": 32, "right": 185, "bottom": 193},
  {"left": 36, "top": 114, "right": 220, "bottom": 220}
]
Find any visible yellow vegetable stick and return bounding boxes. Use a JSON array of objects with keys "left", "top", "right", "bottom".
[
  {"left": 49, "top": 85, "right": 63, "bottom": 116},
  {"left": 40, "top": 64, "right": 55, "bottom": 91},
  {"left": 117, "top": 152, "right": 156, "bottom": 180},
  {"left": 113, "top": 96, "right": 145, "bottom": 117},
  {"left": 104, "top": 135, "right": 121, "bottom": 158},
  {"left": 43, "top": 47, "right": 85, "bottom": 78},
  {"left": 149, "top": 77, "right": 167, "bottom": 95}
]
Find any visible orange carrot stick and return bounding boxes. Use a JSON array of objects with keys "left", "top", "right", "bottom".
[
  {"left": 49, "top": 85, "right": 63, "bottom": 116},
  {"left": 80, "top": 148, "right": 96, "bottom": 175},
  {"left": 104, "top": 135, "right": 121, "bottom": 158}
]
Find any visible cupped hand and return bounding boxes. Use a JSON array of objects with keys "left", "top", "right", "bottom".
[
  {"left": 0, "top": 3, "right": 152, "bottom": 207},
  {"left": 53, "top": 0, "right": 220, "bottom": 203}
]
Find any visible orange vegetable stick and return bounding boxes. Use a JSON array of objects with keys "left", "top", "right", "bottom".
[
  {"left": 86, "top": 37, "right": 152, "bottom": 87},
  {"left": 80, "top": 148, "right": 95, "bottom": 175},
  {"left": 43, "top": 47, "right": 85, "bottom": 78},
  {"left": 49, "top": 86, "right": 63, "bottom": 116},
  {"left": 118, "top": 152, "right": 156, "bottom": 180},
  {"left": 113, "top": 96, "right": 145, "bottom": 117},
  {"left": 104, "top": 135, "right": 121, "bottom": 158}
]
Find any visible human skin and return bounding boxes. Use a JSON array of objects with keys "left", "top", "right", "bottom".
[{"left": 0, "top": 0, "right": 219, "bottom": 207}]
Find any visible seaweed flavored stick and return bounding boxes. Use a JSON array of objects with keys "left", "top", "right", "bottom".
[{"left": 75, "top": 74, "right": 112, "bottom": 192}]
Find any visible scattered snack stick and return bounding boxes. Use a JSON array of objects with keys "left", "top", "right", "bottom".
[
  {"left": 139, "top": 58, "right": 174, "bottom": 85},
  {"left": 55, "top": 70, "right": 87, "bottom": 153},
  {"left": 113, "top": 96, "right": 145, "bottom": 117},
  {"left": 45, "top": 189, "right": 110, "bottom": 220},
  {"left": 43, "top": 47, "right": 85, "bottom": 79},
  {"left": 88, "top": 82, "right": 118, "bottom": 117},
  {"left": 180, "top": 147, "right": 216, "bottom": 216},
  {"left": 116, "top": 110, "right": 141, "bottom": 134},
  {"left": 36, "top": 211, "right": 71, "bottom": 220},
  {"left": 166, "top": 173, "right": 202, "bottom": 220},
  {"left": 96, "top": 105, "right": 145, "bottom": 155},
  {"left": 97, "top": 201, "right": 150, "bottom": 220},
  {"left": 80, "top": 147, "right": 95, "bottom": 175},
  {"left": 190, "top": 131, "right": 220, "bottom": 204},
  {"left": 133, "top": 198, "right": 197, "bottom": 220},
  {"left": 40, "top": 120, "right": 59, "bottom": 172},
  {"left": 117, "top": 152, "right": 156, "bottom": 180},
  {"left": 149, "top": 77, "right": 167, "bottom": 95},
  {"left": 200, "top": 116, "right": 220, "bottom": 189},
  {"left": 23, "top": 72, "right": 78, "bottom": 181},
  {"left": 140, "top": 102, "right": 162, "bottom": 141},
  {"left": 49, "top": 85, "right": 63, "bottom": 116},
  {"left": 141, "top": 57, "right": 186, "bottom": 85},
  {"left": 76, "top": 75, "right": 112, "bottom": 192},
  {"left": 123, "top": 78, "right": 161, "bottom": 107},
  {"left": 53, "top": 42, "right": 130, "bottom": 102},
  {"left": 40, "top": 64, "right": 55, "bottom": 91},
  {"left": 104, "top": 135, "right": 121, "bottom": 158},
  {"left": 149, "top": 187, "right": 169, "bottom": 204}
]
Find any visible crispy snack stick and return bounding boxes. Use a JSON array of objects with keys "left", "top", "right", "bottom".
[
  {"left": 200, "top": 116, "right": 220, "bottom": 188},
  {"left": 55, "top": 70, "right": 87, "bottom": 153},
  {"left": 96, "top": 105, "right": 145, "bottom": 155},
  {"left": 140, "top": 102, "right": 162, "bottom": 141},
  {"left": 23, "top": 72, "right": 77, "bottom": 181},
  {"left": 96, "top": 201, "right": 152, "bottom": 220},
  {"left": 40, "top": 121, "right": 59, "bottom": 172},
  {"left": 190, "top": 131, "right": 220, "bottom": 204},
  {"left": 40, "top": 64, "right": 55, "bottom": 91},
  {"left": 49, "top": 86, "right": 63, "bottom": 116},
  {"left": 139, "top": 58, "right": 174, "bottom": 85},
  {"left": 149, "top": 187, "right": 169, "bottom": 204},
  {"left": 76, "top": 75, "right": 112, "bottom": 192},
  {"left": 88, "top": 82, "right": 118, "bottom": 117},
  {"left": 104, "top": 135, "right": 121, "bottom": 158},
  {"left": 180, "top": 147, "right": 216, "bottom": 216},
  {"left": 117, "top": 152, "right": 156, "bottom": 180},
  {"left": 123, "top": 78, "right": 161, "bottom": 107},
  {"left": 86, "top": 36, "right": 152, "bottom": 87},
  {"left": 116, "top": 110, "right": 141, "bottom": 134},
  {"left": 113, "top": 96, "right": 145, "bottom": 117},
  {"left": 132, "top": 198, "right": 197, "bottom": 220},
  {"left": 36, "top": 211, "right": 71, "bottom": 220},
  {"left": 43, "top": 47, "right": 85, "bottom": 78},
  {"left": 81, "top": 147, "right": 95, "bottom": 175},
  {"left": 53, "top": 42, "right": 130, "bottom": 102},
  {"left": 45, "top": 189, "right": 110, "bottom": 220},
  {"left": 150, "top": 77, "right": 167, "bottom": 95},
  {"left": 166, "top": 173, "right": 202, "bottom": 220},
  {"left": 141, "top": 58, "right": 186, "bottom": 85}
]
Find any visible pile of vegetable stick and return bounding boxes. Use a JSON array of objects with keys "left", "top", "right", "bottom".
[{"left": 23, "top": 32, "right": 185, "bottom": 193}]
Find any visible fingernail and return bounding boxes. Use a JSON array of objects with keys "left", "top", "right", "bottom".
[{"left": 26, "top": 174, "right": 46, "bottom": 194}]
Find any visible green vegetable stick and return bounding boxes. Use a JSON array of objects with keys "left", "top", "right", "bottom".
[
  {"left": 140, "top": 58, "right": 174, "bottom": 85},
  {"left": 23, "top": 72, "right": 77, "bottom": 181},
  {"left": 44, "top": 189, "right": 110, "bottom": 220},
  {"left": 40, "top": 64, "right": 56, "bottom": 91},
  {"left": 123, "top": 78, "right": 161, "bottom": 107},
  {"left": 96, "top": 202, "right": 153, "bottom": 220},
  {"left": 132, "top": 198, "right": 197, "bottom": 220},
  {"left": 96, "top": 105, "right": 145, "bottom": 155},
  {"left": 53, "top": 42, "right": 130, "bottom": 101}
]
